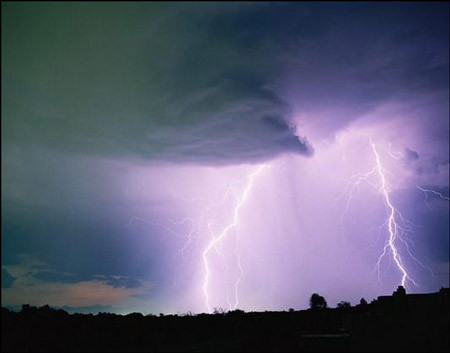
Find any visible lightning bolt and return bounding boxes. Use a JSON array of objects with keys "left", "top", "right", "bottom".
[
  {"left": 335, "top": 167, "right": 378, "bottom": 226},
  {"left": 370, "top": 140, "right": 416, "bottom": 288},
  {"left": 417, "top": 186, "right": 450, "bottom": 202},
  {"left": 125, "top": 164, "right": 270, "bottom": 312},
  {"left": 124, "top": 216, "right": 190, "bottom": 240},
  {"left": 202, "top": 164, "right": 267, "bottom": 313},
  {"left": 337, "top": 137, "right": 433, "bottom": 290}
]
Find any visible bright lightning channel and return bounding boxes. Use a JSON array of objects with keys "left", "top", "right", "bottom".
[
  {"left": 370, "top": 139, "right": 416, "bottom": 288},
  {"left": 417, "top": 186, "right": 450, "bottom": 202},
  {"left": 338, "top": 137, "right": 433, "bottom": 290},
  {"left": 202, "top": 164, "right": 268, "bottom": 313},
  {"left": 125, "top": 164, "right": 270, "bottom": 312}
]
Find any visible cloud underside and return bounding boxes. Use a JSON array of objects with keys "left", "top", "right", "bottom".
[
  {"left": 33, "top": 271, "right": 142, "bottom": 289},
  {"left": 4, "top": 70, "right": 313, "bottom": 165},
  {"left": 2, "top": 3, "right": 317, "bottom": 165},
  {"left": 3, "top": 3, "right": 448, "bottom": 164},
  {"left": 1, "top": 255, "right": 150, "bottom": 307},
  {"left": 1, "top": 269, "right": 15, "bottom": 289}
]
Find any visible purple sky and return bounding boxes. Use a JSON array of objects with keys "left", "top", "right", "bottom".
[{"left": 2, "top": 2, "right": 449, "bottom": 314}]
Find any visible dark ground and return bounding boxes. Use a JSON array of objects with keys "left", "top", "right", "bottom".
[{"left": 2, "top": 288, "right": 449, "bottom": 352}]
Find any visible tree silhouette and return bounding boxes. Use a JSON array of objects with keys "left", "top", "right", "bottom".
[
  {"left": 394, "top": 285, "right": 406, "bottom": 296},
  {"left": 309, "top": 293, "right": 327, "bottom": 310},
  {"left": 213, "top": 307, "right": 226, "bottom": 315},
  {"left": 337, "top": 301, "right": 351, "bottom": 310},
  {"left": 2, "top": 290, "right": 449, "bottom": 353},
  {"left": 359, "top": 297, "right": 368, "bottom": 306}
]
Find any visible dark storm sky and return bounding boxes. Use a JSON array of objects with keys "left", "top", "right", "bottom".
[{"left": 2, "top": 2, "right": 448, "bottom": 313}]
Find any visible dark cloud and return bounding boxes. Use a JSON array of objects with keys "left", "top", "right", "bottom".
[
  {"left": 1, "top": 269, "right": 15, "bottom": 288},
  {"left": 277, "top": 3, "right": 449, "bottom": 140},
  {"left": 416, "top": 160, "right": 449, "bottom": 176},
  {"left": 3, "top": 2, "right": 448, "bottom": 163},
  {"left": 33, "top": 271, "right": 90, "bottom": 284},
  {"left": 105, "top": 276, "right": 142, "bottom": 289},
  {"left": 3, "top": 3, "right": 448, "bottom": 164},
  {"left": 131, "top": 292, "right": 154, "bottom": 300},
  {"left": 33, "top": 270, "right": 143, "bottom": 289},
  {"left": 403, "top": 148, "right": 419, "bottom": 165},
  {"left": 1, "top": 202, "right": 170, "bottom": 287},
  {"left": 139, "top": 78, "right": 313, "bottom": 164},
  {"left": 2, "top": 2, "right": 313, "bottom": 165},
  {"left": 1, "top": 2, "right": 448, "bottom": 313}
]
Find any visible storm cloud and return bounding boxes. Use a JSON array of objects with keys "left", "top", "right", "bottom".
[
  {"left": 2, "top": 2, "right": 314, "bottom": 165},
  {"left": 1, "top": 269, "right": 15, "bottom": 289},
  {"left": 403, "top": 148, "right": 420, "bottom": 165},
  {"left": 2, "top": 2, "right": 448, "bottom": 314},
  {"left": 3, "top": 2, "right": 448, "bottom": 164}
]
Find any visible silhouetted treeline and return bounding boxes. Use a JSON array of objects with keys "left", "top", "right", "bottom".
[{"left": 2, "top": 287, "right": 449, "bottom": 352}]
